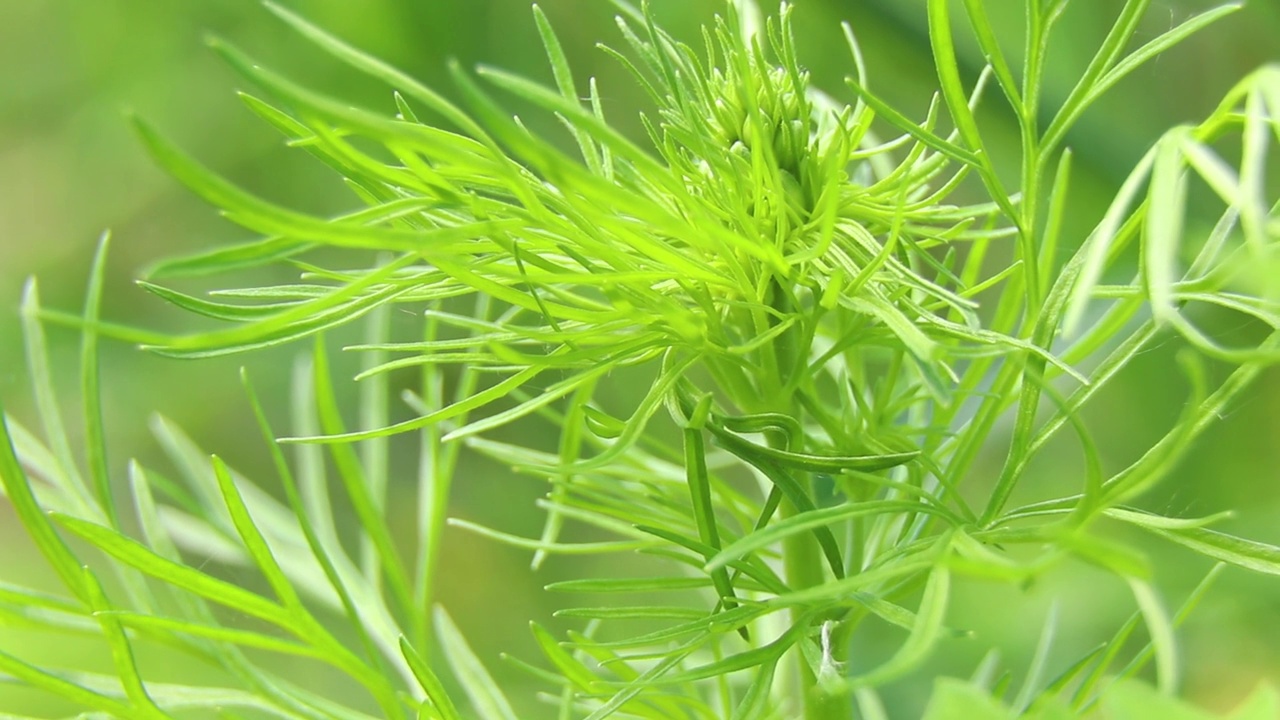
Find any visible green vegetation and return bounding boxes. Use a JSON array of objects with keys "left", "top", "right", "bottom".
[{"left": 2, "top": 0, "right": 1279, "bottom": 717}]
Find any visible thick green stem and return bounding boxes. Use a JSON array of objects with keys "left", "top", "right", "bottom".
[
  {"left": 760, "top": 278, "right": 853, "bottom": 720},
  {"left": 781, "top": 502, "right": 850, "bottom": 720},
  {"left": 770, "top": 435, "right": 851, "bottom": 720}
]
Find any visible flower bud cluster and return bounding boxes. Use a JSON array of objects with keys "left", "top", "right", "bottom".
[
  {"left": 706, "top": 65, "right": 811, "bottom": 182},
  {"left": 659, "top": 52, "right": 828, "bottom": 247}
]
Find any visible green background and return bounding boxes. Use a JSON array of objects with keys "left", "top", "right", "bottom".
[{"left": 1, "top": 0, "right": 1278, "bottom": 716}]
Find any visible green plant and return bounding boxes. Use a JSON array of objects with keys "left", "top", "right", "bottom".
[{"left": 3, "top": 0, "right": 1280, "bottom": 718}]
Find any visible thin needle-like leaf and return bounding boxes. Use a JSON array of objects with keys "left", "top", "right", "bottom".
[
  {"left": 400, "top": 638, "right": 463, "bottom": 720},
  {"left": 81, "top": 233, "right": 115, "bottom": 526},
  {"left": 83, "top": 568, "right": 169, "bottom": 719},
  {"left": 433, "top": 607, "right": 518, "bottom": 720}
]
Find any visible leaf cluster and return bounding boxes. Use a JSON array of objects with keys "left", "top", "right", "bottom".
[{"left": 4, "top": 0, "right": 1280, "bottom": 718}]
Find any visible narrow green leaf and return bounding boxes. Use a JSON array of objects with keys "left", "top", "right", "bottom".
[
  {"left": 716, "top": 447, "right": 847, "bottom": 582},
  {"left": 1239, "top": 85, "right": 1270, "bottom": 250},
  {"left": 842, "top": 564, "right": 951, "bottom": 689},
  {"left": 143, "top": 254, "right": 421, "bottom": 358},
  {"left": 529, "top": 621, "right": 603, "bottom": 692},
  {"left": 633, "top": 524, "right": 790, "bottom": 596},
  {"left": 81, "top": 232, "right": 115, "bottom": 526},
  {"left": 0, "top": 580, "right": 81, "bottom": 615},
  {"left": 706, "top": 501, "right": 953, "bottom": 573},
  {"left": 533, "top": 381, "right": 594, "bottom": 571},
  {"left": 283, "top": 366, "right": 545, "bottom": 444},
  {"left": 242, "top": 368, "right": 406, "bottom": 697},
  {"left": 708, "top": 423, "right": 919, "bottom": 474},
  {"left": 45, "top": 670, "right": 335, "bottom": 719},
  {"left": 262, "top": 2, "right": 493, "bottom": 147},
  {"left": 1121, "top": 523, "right": 1280, "bottom": 576},
  {"left": 653, "top": 614, "right": 812, "bottom": 685},
  {"left": 447, "top": 518, "right": 653, "bottom": 554},
  {"left": 1126, "top": 579, "right": 1178, "bottom": 695},
  {"left": 1104, "top": 508, "right": 1233, "bottom": 531},
  {"left": 546, "top": 576, "right": 713, "bottom": 593},
  {"left": 1039, "top": 150, "right": 1073, "bottom": 291},
  {"left": 844, "top": 78, "right": 982, "bottom": 169},
  {"left": 0, "top": 650, "right": 133, "bottom": 716},
  {"left": 133, "top": 117, "right": 508, "bottom": 254},
  {"left": 1042, "top": 642, "right": 1108, "bottom": 696},
  {"left": 580, "top": 639, "right": 698, "bottom": 720},
  {"left": 854, "top": 687, "right": 891, "bottom": 720},
  {"left": 211, "top": 456, "right": 304, "bottom": 609},
  {"left": 729, "top": 658, "right": 780, "bottom": 720},
  {"left": 532, "top": 4, "right": 601, "bottom": 175},
  {"left": 1011, "top": 603, "right": 1057, "bottom": 714},
  {"left": 1101, "top": 565, "right": 1226, "bottom": 712},
  {"left": 137, "top": 281, "right": 299, "bottom": 322},
  {"left": 82, "top": 568, "right": 168, "bottom": 718},
  {"left": 681, "top": 406, "right": 742, "bottom": 617},
  {"left": 1090, "top": 4, "right": 1244, "bottom": 137},
  {"left": 19, "top": 278, "right": 94, "bottom": 511},
  {"left": 926, "top": 0, "right": 989, "bottom": 157},
  {"left": 557, "top": 353, "right": 697, "bottom": 473},
  {"left": 52, "top": 513, "right": 291, "bottom": 627},
  {"left": 1144, "top": 136, "right": 1187, "bottom": 326},
  {"left": 310, "top": 338, "right": 415, "bottom": 620},
  {"left": 1063, "top": 148, "right": 1156, "bottom": 335},
  {"left": 0, "top": 404, "right": 87, "bottom": 603},
  {"left": 433, "top": 607, "right": 518, "bottom": 720},
  {"left": 926, "top": 0, "right": 1020, "bottom": 239},
  {"left": 1042, "top": 0, "right": 1153, "bottom": 153},
  {"left": 400, "top": 637, "right": 464, "bottom": 720},
  {"left": 440, "top": 363, "right": 620, "bottom": 443},
  {"left": 957, "top": 0, "right": 1021, "bottom": 111},
  {"left": 553, "top": 606, "right": 707, "bottom": 621},
  {"left": 101, "top": 610, "right": 320, "bottom": 659}
]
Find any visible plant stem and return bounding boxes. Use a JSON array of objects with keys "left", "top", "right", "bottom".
[
  {"left": 771, "top": 432, "right": 851, "bottom": 720},
  {"left": 781, "top": 506, "right": 851, "bottom": 720},
  {"left": 761, "top": 278, "right": 852, "bottom": 720}
]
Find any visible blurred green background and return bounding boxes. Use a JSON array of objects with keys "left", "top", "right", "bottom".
[{"left": 2, "top": 0, "right": 1279, "bottom": 717}]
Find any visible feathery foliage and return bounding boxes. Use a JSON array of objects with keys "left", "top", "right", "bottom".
[{"left": 3, "top": 0, "right": 1280, "bottom": 718}]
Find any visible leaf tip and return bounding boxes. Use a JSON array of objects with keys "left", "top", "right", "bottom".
[{"left": 19, "top": 275, "right": 39, "bottom": 311}]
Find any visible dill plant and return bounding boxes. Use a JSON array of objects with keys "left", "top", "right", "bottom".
[{"left": 3, "top": 0, "right": 1280, "bottom": 718}]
